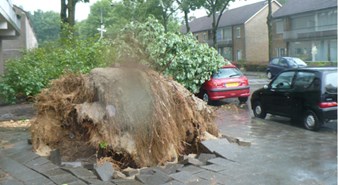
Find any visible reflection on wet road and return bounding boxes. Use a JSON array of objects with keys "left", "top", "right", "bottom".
[{"left": 215, "top": 101, "right": 337, "bottom": 185}]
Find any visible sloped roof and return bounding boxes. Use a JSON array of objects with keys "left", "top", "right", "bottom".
[
  {"left": 273, "top": 0, "right": 337, "bottom": 18},
  {"left": 182, "top": 1, "right": 268, "bottom": 33}
]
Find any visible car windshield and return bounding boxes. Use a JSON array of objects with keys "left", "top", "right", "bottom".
[
  {"left": 290, "top": 58, "right": 307, "bottom": 66},
  {"left": 324, "top": 71, "right": 337, "bottom": 94},
  {"left": 212, "top": 68, "right": 243, "bottom": 79}
]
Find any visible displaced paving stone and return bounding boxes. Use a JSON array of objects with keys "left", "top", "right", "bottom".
[
  {"left": 207, "top": 157, "right": 238, "bottom": 167},
  {"left": 62, "top": 161, "right": 83, "bottom": 168},
  {"left": 169, "top": 171, "right": 201, "bottom": 184},
  {"left": 122, "top": 167, "right": 140, "bottom": 177},
  {"left": 160, "top": 164, "right": 184, "bottom": 174},
  {"left": 179, "top": 157, "right": 203, "bottom": 166},
  {"left": 62, "top": 166, "right": 97, "bottom": 180},
  {"left": 200, "top": 164, "right": 228, "bottom": 172},
  {"left": 95, "top": 162, "right": 115, "bottom": 181},
  {"left": 177, "top": 165, "right": 205, "bottom": 174},
  {"left": 112, "top": 179, "right": 144, "bottom": 185},
  {"left": 200, "top": 139, "right": 241, "bottom": 160},
  {"left": 49, "top": 149, "right": 61, "bottom": 165},
  {"left": 83, "top": 162, "right": 95, "bottom": 170},
  {"left": 197, "top": 153, "right": 217, "bottom": 164},
  {"left": 113, "top": 170, "right": 127, "bottom": 179},
  {"left": 135, "top": 169, "right": 172, "bottom": 185}
]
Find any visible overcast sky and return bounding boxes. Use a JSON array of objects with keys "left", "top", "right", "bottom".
[{"left": 11, "top": 0, "right": 264, "bottom": 21}]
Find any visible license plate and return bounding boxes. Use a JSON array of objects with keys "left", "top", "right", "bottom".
[{"left": 226, "top": 82, "right": 239, "bottom": 87}]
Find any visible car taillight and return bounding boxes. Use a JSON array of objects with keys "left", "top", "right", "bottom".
[{"left": 319, "top": 102, "right": 337, "bottom": 108}]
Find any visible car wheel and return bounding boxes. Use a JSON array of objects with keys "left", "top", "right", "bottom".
[
  {"left": 202, "top": 92, "right": 210, "bottom": 105},
  {"left": 253, "top": 101, "right": 267, "bottom": 119},
  {"left": 238, "top": 97, "right": 248, "bottom": 104},
  {"left": 303, "top": 110, "right": 322, "bottom": 131},
  {"left": 267, "top": 71, "right": 272, "bottom": 79}
]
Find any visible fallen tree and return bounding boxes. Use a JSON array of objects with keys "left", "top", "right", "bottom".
[{"left": 31, "top": 67, "right": 219, "bottom": 168}]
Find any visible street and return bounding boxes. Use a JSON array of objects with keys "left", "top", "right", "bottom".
[{"left": 213, "top": 73, "right": 337, "bottom": 184}]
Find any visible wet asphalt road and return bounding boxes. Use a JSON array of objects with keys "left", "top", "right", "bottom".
[{"left": 214, "top": 75, "right": 337, "bottom": 184}]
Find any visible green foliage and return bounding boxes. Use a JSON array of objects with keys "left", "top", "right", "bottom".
[
  {"left": 99, "top": 141, "right": 108, "bottom": 149},
  {"left": 114, "top": 17, "right": 227, "bottom": 93},
  {"left": 78, "top": 0, "right": 180, "bottom": 39},
  {"left": 306, "top": 61, "right": 337, "bottom": 67},
  {"left": 29, "top": 10, "right": 61, "bottom": 44},
  {"left": 0, "top": 38, "right": 111, "bottom": 103}
]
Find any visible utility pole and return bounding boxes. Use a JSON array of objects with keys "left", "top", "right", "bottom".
[{"left": 97, "top": 8, "right": 106, "bottom": 40}]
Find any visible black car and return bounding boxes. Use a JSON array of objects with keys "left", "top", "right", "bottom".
[
  {"left": 266, "top": 57, "right": 307, "bottom": 79},
  {"left": 251, "top": 67, "right": 337, "bottom": 131}
]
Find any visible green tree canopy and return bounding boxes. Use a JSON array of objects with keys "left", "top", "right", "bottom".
[
  {"left": 29, "top": 10, "right": 61, "bottom": 44},
  {"left": 114, "top": 17, "right": 227, "bottom": 93}
]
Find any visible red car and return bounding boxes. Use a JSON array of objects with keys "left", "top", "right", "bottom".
[{"left": 199, "top": 64, "right": 250, "bottom": 104}]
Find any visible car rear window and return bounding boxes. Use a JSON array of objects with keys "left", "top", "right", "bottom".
[
  {"left": 212, "top": 68, "right": 243, "bottom": 79},
  {"left": 324, "top": 71, "right": 337, "bottom": 94}
]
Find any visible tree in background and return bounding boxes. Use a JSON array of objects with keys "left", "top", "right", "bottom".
[
  {"left": 29, "top": 10, "right": 61, "bottom": 44},
  {"left": 176, "top": 0, "right": 204, "bottom": 33},
  {"left": 78, "top": 0, "right": 180, "bottom": 39},
  {"left": 203, "top": 0, "right": 234, "bottom": 48},
  {"left": 267, "top": 0, "right": 272, "bottom": 60}
]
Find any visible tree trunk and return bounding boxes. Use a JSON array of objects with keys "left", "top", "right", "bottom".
[
  {"left": 61, "top": 0, "right": 67, "bottom": 23},
  {"left": 267, "top": 0, "right": 273, "bottom": 61},
  {"left": 184, "top": 11, "right": 190, "bottom": 33},
  {"left": 211, "top": 7, "right": 217, "bottom": 48},
  {"left": 67, "top": 0, "right": 77, "bottom": 26}
]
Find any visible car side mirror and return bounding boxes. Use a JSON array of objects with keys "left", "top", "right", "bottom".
[{"left": 264, "top": 85, "right": 269, "bottom": 89}]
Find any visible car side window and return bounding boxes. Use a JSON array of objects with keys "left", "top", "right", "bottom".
[
  {"left": 271, "top": 58, "right": 279, "bottom": 65},
  {"left": 279, "top": 59, "right": 288, "bottom": 67},
  {"left": 271, "top": 71, "right": 295, "bottom": 89},
  {"left": 294, "top": 72, "right": 316, "bottom": 90}
]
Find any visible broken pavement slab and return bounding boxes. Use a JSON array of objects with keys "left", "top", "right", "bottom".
[
  {"left": 200, "top": 139, "right": 244, "bottom": 161},
  {"left": 95, "top": 162, "right": 115, "bottom": 181}
]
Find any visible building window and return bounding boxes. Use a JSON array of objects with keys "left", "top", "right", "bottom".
[
  {"left": 276, "top": 20, "right": 283, "bottom": 34},
  {"left": 194, "top": 34, "right": 198, "bottom": 40},
  {"left": 276, "top": 48, "right": 287, "bottom": 57},
  {"left": 203, "top": 32, "right": 207, "bottom": 41},
  {"left": 236, "top": 27, "right": 241, "bottom": 38},
  {"left": 237, "top": 50, "right": 242, "bottom": 60}
]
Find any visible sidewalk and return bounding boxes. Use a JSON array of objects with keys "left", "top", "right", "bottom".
[{"left": 0, "top": 129, "right": 258, "bottom": 185}]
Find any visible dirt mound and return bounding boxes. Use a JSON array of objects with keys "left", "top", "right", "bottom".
[{"left": 31, "top": 67, "right": 218, "bottom": 168}]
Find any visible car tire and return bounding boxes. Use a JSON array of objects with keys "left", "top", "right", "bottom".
[
  {"left": 303, "top": 110, "right": 322, "bottom": 131},
  {"left": 253, "top": 102, "right": 267, "bottom": 119},
  {"left": 267, "top": 71, "right": 272, "bottom": 79},
  {"left": 202, "top": 92, "right": 211, "bottom": 105},
  {"left": 238, "top": 97, "right": 248, "bottom": 104}
]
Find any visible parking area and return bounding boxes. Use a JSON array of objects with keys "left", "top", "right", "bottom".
[{"left": 213, "top": 73, "right": 337, "bottom": 184}]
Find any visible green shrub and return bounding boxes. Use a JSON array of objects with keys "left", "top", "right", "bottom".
[
  {"left": 0, "top": 38, "right": 111, "bottom": 103},
  {"left": 306, "top": 61, "right": 337, "bottom": 67},
  {"left": 232, "top": 61, "right": 267, "bottom": 72}
]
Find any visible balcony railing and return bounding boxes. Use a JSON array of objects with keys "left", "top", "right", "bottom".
[{"left": 283, "top": 25, "right": 337, "bottom": 40}]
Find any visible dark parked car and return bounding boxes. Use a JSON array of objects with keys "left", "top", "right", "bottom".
[
  {"left": 199, "top": 64, "right": 250, "bottom": 104},
  {"left": 266, "top": 57, "right": 307, "bottom": 79},
  {"left": 251, "top": 67, "right": 337, "bottom": 131}
]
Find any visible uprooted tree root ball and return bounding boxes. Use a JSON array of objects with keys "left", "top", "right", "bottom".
[{"left": 31, "top": 67, "right": 219, "bottom": 168}]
